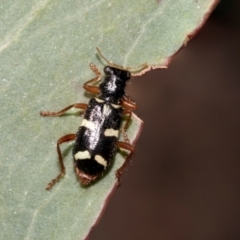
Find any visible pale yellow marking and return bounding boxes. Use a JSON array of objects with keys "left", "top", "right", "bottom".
[
  {"left": 81, "top": 119, "right": 95, "bottom": 131},
  {"left": 111, "top": 103, "right": 121, "bottom": 109},
  {"left": 104, "top": 128, "right": 119, "bottom": 138},
  {"left": 94, "top": 155, "right": 107, "bottom": 168},
  {"left": 74, "top": 150, "right": 91, "bottom": 160},
  {"left": 103, "top": 104, "right": 111, "bottom": 116},
  {"left": 95, "top": 97, "right": 104, "bottom": 103}
]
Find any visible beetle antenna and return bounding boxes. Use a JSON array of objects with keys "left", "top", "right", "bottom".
[
  {"left": 96, "top": 47, "right": 126, "bottom": 70},
  {"left": 96, "top": 47, "right": 148, "bottom": 75}
]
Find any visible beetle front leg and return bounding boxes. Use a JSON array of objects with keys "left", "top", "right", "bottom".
[
  {"left": 83, "top": 63, "right": 102, "bottom": 95},
  {"left": 121, "top": 95, "right": 137, "bottom": 111}
]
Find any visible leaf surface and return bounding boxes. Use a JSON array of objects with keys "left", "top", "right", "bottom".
[{"left": 0, "top": 0, "right": 219, "bottom": 239}]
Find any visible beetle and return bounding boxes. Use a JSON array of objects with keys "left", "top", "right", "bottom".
[{"left": 40, "top": 48, "right": 147, "bottom": 190}]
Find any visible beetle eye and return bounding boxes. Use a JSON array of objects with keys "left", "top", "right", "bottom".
[
  {"left": 121, "top": 70, "right": 131, "bottom": 81},
  {"left": 104, "top": 66, "right": 113, "bottom": 75}
]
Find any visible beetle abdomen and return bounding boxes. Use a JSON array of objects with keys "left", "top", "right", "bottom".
[{"left": 72, "top": 97, "right": 123, "bottom": 180}]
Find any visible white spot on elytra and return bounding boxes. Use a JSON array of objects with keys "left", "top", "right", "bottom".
[
  {"left": 94, "top": 155, "right": 107, "bottom": 168},
  {"left": 74, "top": 150, "right": 91, "bottom": 160},
  {"left": 81, "top": 119, "right": 95, "bottom": 131},
  {"left": 103, "top": 104, "right": 111, "bottom": 116},
  {"left": 95, "top": 97, "right": 104, "bottom": 103},
  {"left": 111, "top": 103, "right": 121, "bottom": 108},
  {"left": 104, "top": 128, "right": 119, "bottom": 137}
]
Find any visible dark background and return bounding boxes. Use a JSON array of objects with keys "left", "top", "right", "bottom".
[{"left": 91, "top": 1, "right": 240, "bottom": 239}]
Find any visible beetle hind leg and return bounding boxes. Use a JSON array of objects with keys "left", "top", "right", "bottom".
[
  {"left": 46, "top": 134, "right": 76, "bottom": 190},
  {"left": 115, "top": 141, "right": 134, "bottom": 186}
]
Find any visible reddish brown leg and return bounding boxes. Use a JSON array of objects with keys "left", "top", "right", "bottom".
[
  {"left": 116, "top": 95, "right": 137, "bottom": 182},
  {"left": 120, "top": 109, "right": 132, "bottom": 143},
  {"left": 40, "top": 103, "right": 88, "bottom": 117},
  {"left": 121, "top": 95, "right": 137, "bottom": 111},
  {"left": 83, "top": 63, "right": 101, "bottom": 95},
  {"left": 46, "top": 134, "right": 76, "bottom": 190},
  {"left": 115, "top": 141, "right": 134, "bottom": 186},
  {"left": 120, "top": 96, "right": 137, "bottom": 143},
  {"left": 123, "top": 108, "right": 133, "bottom": 129}
]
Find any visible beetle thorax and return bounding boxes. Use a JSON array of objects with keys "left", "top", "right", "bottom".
[
  {"left": 99, "top": 66, "right": 131, "bottom": 103},
  {"left": 99, "top": 75, "right": 125, "bottom": 103}
]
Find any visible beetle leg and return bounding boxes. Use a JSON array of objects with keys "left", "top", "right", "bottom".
[
  {"left": 121, "top": 95, "right": 137, "bottom": 111},
  {"left": 121, "top": 96, "right": 136, "bottom": 142},
  {"left": 40, "top": 103, "right": 88, "bottom": 117},
  {"left": 115, "top": 141, "right": 134, "bottom": 186},
  {"left": 83, "top": 63, "right": 101, "bottom": 95},
  {"left": 46, "top": 134, "right": 76, "bottom": 190},
  {"left": 120, "top": 109, "right": 133, "bottom": 143}
]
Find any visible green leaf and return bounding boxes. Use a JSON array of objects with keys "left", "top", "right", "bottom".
[{"left": 0, "top": 0, "right": 219, "bottom": 239}]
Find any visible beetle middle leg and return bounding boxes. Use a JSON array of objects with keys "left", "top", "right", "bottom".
[
  {"left": 116, "top": 97, "right": 138, "bottom": 184},
  {"left": 120, "top": 96, "right": 137, "bottom": 143},
  {"left": 40, "top": 103, "right": 88, "bottom": 117},
  {"left": 46, "top": 134, "right": 76, "bottom": 190},
  {"left": 120, "top": 109, "right": 133, "bottom": 144},
  {"left": 121, "top": 95, "right": 137, "bottom": 111}
]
